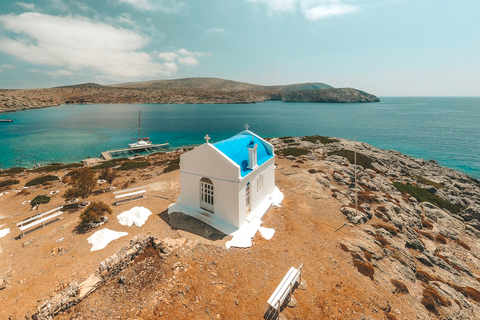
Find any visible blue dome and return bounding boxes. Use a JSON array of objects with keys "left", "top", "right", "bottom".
[{"left": 213, "top": 134, "right": 273, "bottom": 177}]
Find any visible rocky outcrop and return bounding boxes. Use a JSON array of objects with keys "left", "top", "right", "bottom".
[
  {"left": 270, "top": 136, "right": 480, "bottom": 319},
  {"left": 281, "top": 88, "right": 380, "bottom": 103}
]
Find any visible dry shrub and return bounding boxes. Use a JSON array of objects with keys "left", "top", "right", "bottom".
[
  {"left": 374, "top": 234, "right": 389, "bottom": 247},
  {"left": 17, "top": 189, "right": 30, "bottom": 196},
  {"left": 374, "top": 211, "right": 385, "bottom": 219},
  {"left": 416, "top": 270, "right": 439, "bottom": 283},
  {"left": 307, "top": 169, "right": 317, "bottom": 174},
  {"left": 465, "top": 287, "right": 480, "bottom": 303},
  {"left": 358, "top": 191, "right": 378, "bottom": 203},
  {"left": 339, "top": 243, "right": 349, "bottom": 252},
  {"left": 419, "top": 230, "right": 434, "bottom": 241},
  {"left": 373, "top": 168, "right": 385, "bottom": 175},
  {"left": 421, "top": 219, "right": 434, "bottom": 230},
  {"left": 353, "top": 259, "right": 375, "bottom": 280},
  {"left": 362, "top": 250, "right": 372, "bottom": 262},
  {"left": 391, "top": 279, "right": 409, "bottom": 294},
  {"left": 434, "top": 251, "right": 451, "bottom": 266},
  {"left": 421, "top": 285, "right": 451, "bottom": 314},
  {"left": 434, "top": 234, "right": 447, "bottom": 244},
  {"left": 455, "top": 240, "right": 471, "bottom": 250},
  {"left": 377, "top": 206, "right": 388, "bottom": 214},
  {"left": 372, "top": 222, "right": 400, "bottom": 236}
]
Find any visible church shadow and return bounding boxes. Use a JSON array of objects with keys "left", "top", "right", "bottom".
[{"left": 158, "top": 210, "right": 229, "bottom": 242}]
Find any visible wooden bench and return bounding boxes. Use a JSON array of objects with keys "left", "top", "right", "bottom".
[
  {"left": 114, "top": 187, "right": 146, "bottom": 205},
  {"left": 267, "top": 264, "right": 303, "bottom": 316},
  {"left": 17, "top": 206, "right": 64, "bottom": 237}
]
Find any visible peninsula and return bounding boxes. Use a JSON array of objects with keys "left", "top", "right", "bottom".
[{"left": 0, "top": 78, "right": 379, "bottom": 113}]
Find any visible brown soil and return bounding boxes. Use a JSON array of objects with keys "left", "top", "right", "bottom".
[{"left": 1, "top": 155, "right": 424, "bottom": 319}]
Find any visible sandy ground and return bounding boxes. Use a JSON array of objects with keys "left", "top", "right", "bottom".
[{"left": 1, "top": 154, "right": 424, "bottom": 319}]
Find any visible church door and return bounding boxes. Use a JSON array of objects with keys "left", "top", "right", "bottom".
[
  {"left": 246, "top": 182, "right": 251, "bottom": 214},
  {"left": 200, "top": 177, "right": 214, "bottom": 212}
]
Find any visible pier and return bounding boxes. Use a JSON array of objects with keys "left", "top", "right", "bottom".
[{"left": 100, "top": 142, "right": 170, "bottom": 161}]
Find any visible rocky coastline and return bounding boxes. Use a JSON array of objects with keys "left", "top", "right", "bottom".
[
  {"left": 0, "top": 78, "right": 379, "bottom": 113},
  {"left": 269, "top": 136, "right": 480, "bottom": 319}
]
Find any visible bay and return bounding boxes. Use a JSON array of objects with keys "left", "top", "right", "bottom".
[{"left": 0, "top": 97, "right": 479, "bottom": 179}]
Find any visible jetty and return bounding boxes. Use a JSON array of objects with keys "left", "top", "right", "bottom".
[{"left": 100, "top": 142, "right": 170, "bottom": 161}]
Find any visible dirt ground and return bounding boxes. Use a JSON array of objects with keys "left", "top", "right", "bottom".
[{"left": 1, "top": 154, "right": 422, "bottom": 319}]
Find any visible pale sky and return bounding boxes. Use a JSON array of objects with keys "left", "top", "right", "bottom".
[{"left": 0, "top": 0, "right": 479, "bottom": 96}]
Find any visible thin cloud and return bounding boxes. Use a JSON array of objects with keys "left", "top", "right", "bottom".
[
  {"left": 158, "top": 48, "right": 211, "bottom": 67},
  {"left": 118, "top": 0, "right": 186, "bottom": 13},
  {"left": 247, "top": 0, "right": 359, "bottom": 19},
  {"left": 205, "top": 27, "right": 225, "bottom": 34},
  {"left": 15, "top": 2, "right": 36, "bottom": 10},
  {"left": 0, "top": 13, "right": 184, "bottom": 80},
  {"left": 0, "top": 64, "right": 16, "bottom": 71}
]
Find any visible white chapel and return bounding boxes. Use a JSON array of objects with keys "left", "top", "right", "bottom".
[{"left": 169, "top": 125, "right": 279, "bottom": 234}]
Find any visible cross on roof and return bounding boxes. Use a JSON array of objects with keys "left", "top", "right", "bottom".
[
  {"left": 204, "top": 134, "right": 211, "bottom": 144},
  {"left": 245, "top": 123, "right": 250, "bottom": 130}
]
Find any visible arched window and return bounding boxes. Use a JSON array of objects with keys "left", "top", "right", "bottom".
[{"left": 200, "top": 177, "right": 214, "bottom": 212}]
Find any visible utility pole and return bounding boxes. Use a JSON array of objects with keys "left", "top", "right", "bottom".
[{"left": 354, "top": 137, "right": 358, "bottom": 216}]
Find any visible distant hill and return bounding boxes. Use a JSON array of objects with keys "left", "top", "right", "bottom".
[
  {"left": 111, "top": 77, "right": 334, "bottom": 92},
  {"left": 0, "top": 77, "right": 379, "bottom": 113}
]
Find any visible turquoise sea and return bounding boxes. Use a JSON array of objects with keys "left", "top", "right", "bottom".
[{"left": 0, "top": 97, "right": 479, "bottom": 179}]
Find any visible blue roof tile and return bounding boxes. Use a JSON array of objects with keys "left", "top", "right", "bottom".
[{"left": 213, "top": 134, "right": 273, "bottom": 177}]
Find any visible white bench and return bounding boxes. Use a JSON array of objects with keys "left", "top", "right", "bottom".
[
  {"left": 17, "top": 206, "right": 64, "bottom": 237},
  {"left": 114, "top": 187, "right": 146, "bottom": 205},
  {"left": 267, "top": 264, "right": 303, "bottom": 315}
]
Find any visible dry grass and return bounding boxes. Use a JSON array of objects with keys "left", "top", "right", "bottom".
[
  {"left": 374, "top": 234, "right": 389, "bottom": 247},
  {"left": 454, "top": 240, "right": 471, "bottom": 250},
  {"left": 358, "top": 191, "right": 378, "bottom": 204},
  {"left": 377, "top": 206, "right": 388, "bottom": 214},
  {"left": 385, "top": 314, "right": 398, "bottom": 320},
  {"left": 374, "top": 211, "right": 385, "bottom": 219},
  {"left": 465, "top": 287, "right": 480, "bottom": 303},
  {"left": 413, "top": 228, "right": 434, "bottom": 241},
  {"left": 416, "top": 270, "right": 439, "bottom": 283},
  {"left": 421, "top": 219, "right": 434, "bottom": 230},
  {"left": 421, "top": 285, "right": 451, "bottom": 314},
  {"left": 362, "top": 250, "right": 372, "bottom": 262},
  {"left": 391, "top": 279, "right": 409, "bottom": 294},
  {"left": 372, "top": 222, "right": 400, "bottom": 236},
  {"left": 353, "top": 259, "right": 375, "bottom": 280},
  {"left": 434, "top": 234, "right": 447, "bottom": 244}
]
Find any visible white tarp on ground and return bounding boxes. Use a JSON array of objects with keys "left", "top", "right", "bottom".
[
  {"left": 225, "top": 188, "right": 283, "bottom": 249},
  {"left": 87, "top": 228, "right": 128, "bottom": 251},
  {"left": 117, "top": 206, "right": 152, "bottom": 227},
  {"left": 0, "top": 228, "right": 10, "bottom": 239}
]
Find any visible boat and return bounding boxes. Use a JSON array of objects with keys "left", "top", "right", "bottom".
[
  {"left": 128, "top": 111, "right": 153, "bottom": 149},
  {"left": 0, "top": 119, "right": 13, "bottom": 122}
]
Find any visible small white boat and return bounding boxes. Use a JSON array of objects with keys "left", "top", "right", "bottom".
[{"left": 129, "top": 111, "right": 153, "bottom": 149}]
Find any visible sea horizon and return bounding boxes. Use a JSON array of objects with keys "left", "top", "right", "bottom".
[{"left": 0, "top": 97, "right": 479, "bottom": 179}]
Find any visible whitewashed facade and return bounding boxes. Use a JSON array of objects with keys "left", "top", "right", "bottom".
[{"left": 174, "top": 129, "right": 276, "bottom": 233}]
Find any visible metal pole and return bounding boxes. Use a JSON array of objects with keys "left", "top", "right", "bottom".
[{"left": 354, "top": 137, "right": 357, "bottom": 216}]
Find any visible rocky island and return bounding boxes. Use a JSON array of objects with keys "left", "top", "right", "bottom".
[{"left": 0, "top": 78, "right": 379, "bottom": 113}]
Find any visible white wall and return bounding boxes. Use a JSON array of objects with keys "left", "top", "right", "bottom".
[
  {"left": 178, "top": 143, "right": 241, "bottom": 228},
  {"left": 237, "top": 157, "right": 276, "bottom": 225}
]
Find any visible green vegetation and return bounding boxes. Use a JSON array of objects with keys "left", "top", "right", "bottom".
[
  {"left": 118, "top": 161, "right": 150, "bottom": 171},
  {"left": 80, "top": 201, "right": 112, "bottom": 225},
  {"left": 30, "top": 195, "right": 50, "bottom": 212},
  {"left": 301, "top": 135, "right": 339, "bottom": 144},
  {"left": 328, "top": 149, "right": 374, "bottom": 169},
  {"left": 32, "top": 163, "right": 83, "bottom": 173},
  {"left": 280, "top": 147, "right": 310, "bottom": 157},
  {"left": 0, "top": 179, "right": 19, "bottom": 188},
  {"left": 414, "top": 176, "right": 444, "bottom": 189},
  {"left": 25, "top": 175, "right": 59, "bottom": 187},
  {"left": 393, "top": 182, "right": 461, "bottom": 214},
  {"left": 164, "top": 158, "right": 180, "bottom": 173},
  {"left": 1, "top": 167, "right": 25, "bottom": 175},
  {"left": 92, "top": 158, "right": 125, "bottom": 169}
]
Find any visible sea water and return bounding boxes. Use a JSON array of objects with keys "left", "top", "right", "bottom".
[{"left": 0, "top": 97, "right": 479, "bottom": 178}]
